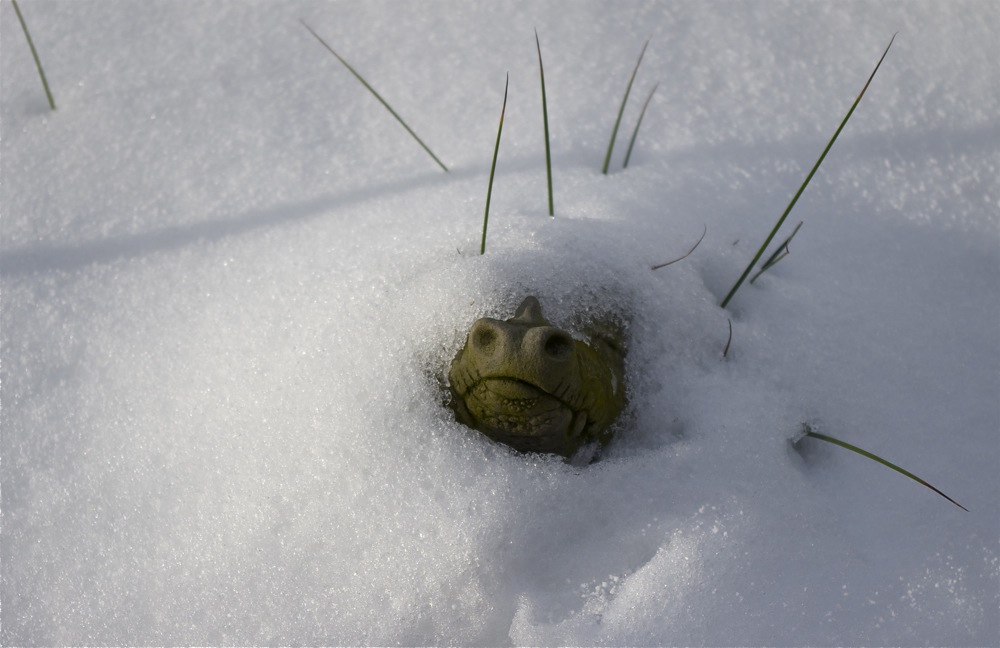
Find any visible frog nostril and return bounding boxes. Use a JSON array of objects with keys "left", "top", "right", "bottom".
[{"left": 543, "top": 331, "right": 573, "bottom": 359}]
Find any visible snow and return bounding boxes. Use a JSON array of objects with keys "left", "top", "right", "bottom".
[{"left": 2, "top": 1, "right": 998, "bottom": 644}]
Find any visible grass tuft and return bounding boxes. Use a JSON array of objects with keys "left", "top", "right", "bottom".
[
  {"left": 301, "top": 20, "right": 448, "bottom": 173},
  {"left": 749, "top": 220, "right": 802, "bottom": 284},
  {"left": 800, "top": 425, "right": 968, "bottom": 511},
  {"left": 12, "top": 0, "right": 56, "bottom": 111},
  {"left": 602, "top": 40, "right": 649, "bottom": 175},
  {"left": 720, "top": 34, "right": 896, "bottom": 309},
  {"left": 480, "top": 74, "right": 509, "bottom": 255},
  {"left": 623, "top": 82, "right": 658, "bottom": 169},
  {"left": 535, "top": 30, "right": 554, "bottom": 216}
]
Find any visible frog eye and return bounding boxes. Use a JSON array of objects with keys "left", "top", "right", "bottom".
[
  {"left": 472, "top": 322, "right": 498, "bottom": 355},
  {"left": 543, "top": 330, "right": 573, "bottom": 360}
]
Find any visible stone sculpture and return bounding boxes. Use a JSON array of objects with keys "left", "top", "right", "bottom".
[{"left": 448, "top": 296, "right": 626, "bottom": 457}]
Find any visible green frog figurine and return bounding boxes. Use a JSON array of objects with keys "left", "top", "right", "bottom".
[{"left": 448, "top": 296, "right": 626, "bottom": 457}]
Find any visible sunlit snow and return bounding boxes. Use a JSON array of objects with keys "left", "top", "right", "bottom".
[{"left": 2, "top": 1, "right": 998, "bottom": 644}]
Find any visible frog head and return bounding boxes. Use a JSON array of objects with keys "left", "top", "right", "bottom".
[{"left": 448, "top": 296, "right": 626, "bottom": 457}]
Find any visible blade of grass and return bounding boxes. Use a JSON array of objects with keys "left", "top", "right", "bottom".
[
  {"left": 300, "top": 20, "right": 448, "bottom": 173},
  {"left": 12, "top": 0, "right": 56, "bottom": 111},
  {"left": 652, "top": 224, "right": 706, "bottom": 270},
  {"left": 749, "top": 220, "right": 803, "bottom": 284},
  {"left": 723, "top": 318, "right": 733, "bottom": 358},
  {"left": 602, "top": 39, "right": 649, "bottom": 175},
  {"left": 481, "top": 74, "right": 509, "bottom": 255},
  {"left": 535, "top": 30, "right": 554, "bottom": 216},
  {"left": 720, "top": 34, "right": 896, "bottom": 309},
  {"left": 623, "top": 82, "right": 658, "bottom": 169},
  {"left": 803, "top": 426, "right": 968, "bottom": 512}
]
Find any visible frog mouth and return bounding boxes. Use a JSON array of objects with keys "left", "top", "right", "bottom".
[
  {"left": 460, "top": 377, "right": 584, "bottom": 443},
  {"left": 479, "top": 377, "right": 549, "bottom": 401}
]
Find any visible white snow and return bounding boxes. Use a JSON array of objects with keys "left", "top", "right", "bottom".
[{"left": 2, "top": 1, "right": 998, "bottom": 644}]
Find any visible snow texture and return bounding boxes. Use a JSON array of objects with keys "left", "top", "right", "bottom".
[{"left": 2, "top": 1, "right": 998, "bottom": 644}]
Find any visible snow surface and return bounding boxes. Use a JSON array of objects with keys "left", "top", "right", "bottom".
[{"left": 2, "top": 1, "right": 998, "bottom": 644}]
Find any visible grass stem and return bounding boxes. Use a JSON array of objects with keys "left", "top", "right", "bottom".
[
  {"left": 481, "top": 74, "right": 509, "bottom": 255},
  {"left": 535, "top": 30, "right": 554, "bottom": 216},
  {"left": 12, "top": 0, "right": 56, "bottom": 111},
  {"left": 720, "top": 34, "right": 896, "bottom": 309},
  {"left": 301, "top": 20, "right": 448, "bottom": 172},
  {"left": 623, "top": 82, "right": 658, "bottom": 169},
  {"left": 723, "top": 318, "right": 733, "bottom": 358},
  {"left": 602, "top": 40, "right": 649, "bottom": 175},
  {"left": 749, "top": 220, "right": 802, "bottom": 284},
  {"left": 802, "top": 426, "right": 967, "bottom": 511},
  {"left": 652, "top": 224, "right": 706, "bottom": 270}
]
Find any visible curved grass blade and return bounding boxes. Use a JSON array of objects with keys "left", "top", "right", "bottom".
[
  {"left": 481, "top": 74, "right": 509, "bottom": 255},
  {"left": 301, "top": 20, "right": 448, "bottom": 172},
  {"left": 723, "top": 318, "right": 733, "bottom": 359},
  {"left": 803, "top": 427, "right": 968, "bottom": 512},
  {"left": 623, "top": 82, "right": 658, "bottom": 169},
  {"left": 535, "top": 30, "right": 554, "bottom": 216},
  {"left": 12, "top": 0, "right": 56, "bottom": 111},
  {"left": 720, "top": 34, "right": 896, "bottom": 308},
  {"left": 750, "top": 220, "right": 803, "bottom": 284},
  {"left": 602, "top": 40, "right": 649, "bottom": 175},
  {"left": 652, "top": 224, "right": 706, "bottom": 270}
]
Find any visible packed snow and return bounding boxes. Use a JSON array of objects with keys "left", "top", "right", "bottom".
[{"left": 2, "top": 1, "right": 998, "bottom": 644}]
